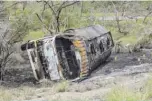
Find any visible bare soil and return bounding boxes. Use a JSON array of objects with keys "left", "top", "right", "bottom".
[{"left": 1, "top": 49, "right": 152, "bottom": 100}]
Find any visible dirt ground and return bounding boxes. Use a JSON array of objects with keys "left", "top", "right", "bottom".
[{"left": 1, "top": 49, "right": 152, "bottom": 101}]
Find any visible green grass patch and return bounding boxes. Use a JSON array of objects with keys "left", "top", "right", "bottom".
[
  {"left": 94, "top": 13, "right": 115, "bottom": 17},
  {"left": 24, "top": 30, "right": 45, "bottom": 41},
  {"left": 143, "top": 76, "right": 152, "bottom": 99},
  {"left": 119, "top": 35, "right": 138, "bottom": 45},
  {"left": 105, "top": 75, "right": 152, "bottom": 101},
  {"left": 105, "top": 86, "right": 147, "bottom": 101}
]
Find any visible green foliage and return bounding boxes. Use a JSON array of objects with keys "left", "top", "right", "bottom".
[
  {"left": 119, "top": 35, "right": 138, "bottom": 45},
  {"left": 4, "top": 1, "right": 152, "bottom": 46},
  {"left": 5, "top": 2, "right": 32, "bottom": 43},
  {"left": 104, "top": 16, "right": 152, "bottom": 49},
  {"left": 24, "top": 30, "right": 45, "bottom": 41},
  {"left": 105, "top": 86, "right": 147, "bottom": 101},
  {"left": 105, "top": 76, "right": 152, "bottom": 101}
]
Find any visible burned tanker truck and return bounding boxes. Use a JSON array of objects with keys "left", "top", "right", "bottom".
[{"left": 21, "top": 25, "right": 114, "bottom": 81}]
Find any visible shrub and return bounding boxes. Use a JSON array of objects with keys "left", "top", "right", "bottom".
[
  {"left": 54, "top": 81, "right": 69, "bottom": 92},
  {"left": 114, "top": 41, "right": 123, "bottom": 53},
  {"left": 133, "top": 34, "right": 152, "bottom": 51}
]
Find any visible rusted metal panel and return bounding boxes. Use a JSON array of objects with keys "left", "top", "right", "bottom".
[{"left": 73, "top": 40, "right": 89, "bottom": 77}]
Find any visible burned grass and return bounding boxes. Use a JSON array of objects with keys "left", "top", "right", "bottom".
[{"left": 0, "top": 49, "right": 152, "bottom": 100}]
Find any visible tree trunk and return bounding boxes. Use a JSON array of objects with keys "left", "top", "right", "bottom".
[
  {"left": 80, "top": 2, "right": 83, "bottom": 17},
  {"left": 0, "top": 64, "right": 4, "bottom": 81},
  {"left": 0, "top": 65, "right": 1, "bottom": 80},
  {"left": 55, "top": 16, "right": 60, "bottom": 32}
]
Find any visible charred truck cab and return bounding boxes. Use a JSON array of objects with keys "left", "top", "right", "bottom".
[{"left": 21, "top": 25, "right": 114, "bottom": 81}]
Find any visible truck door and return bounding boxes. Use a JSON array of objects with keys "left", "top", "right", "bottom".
[{"left": 43, "top": 39, "right": 60, "bottom": 80}]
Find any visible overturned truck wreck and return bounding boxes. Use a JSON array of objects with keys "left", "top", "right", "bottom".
[{"left": 21, "top": 25, "right": 114, "bottom": 81}]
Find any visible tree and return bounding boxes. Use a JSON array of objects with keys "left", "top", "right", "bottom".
[
  {"left": 111, "top": 1, "right": 129, "bottom": 35},
  {"left": 143, "top": 4, "right": 152, "bottom": 23},
  {"left": 0, "top": 1, "right": 29, "bottom": 81},
  {"left": 36, "top": 1, "right": 79, "bottom": 35},
  {"left": 0, "top": 29, "right": 14, "bottom": 81}
]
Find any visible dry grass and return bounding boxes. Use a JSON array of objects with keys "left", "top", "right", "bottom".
[
  {"left": 0, "top": 88, "right": 13, "bottom": 101},
  {"left": 105, "top": 75, "right": 152, "bottom": 101},
  {"left": 143, "top": 76, "right": 152, "bottom": 99},
  {"left": 1, "top": 76, "right": 152, "bottom": 101},
  {"left": 0, "top": 81, "right": 69, "bottom": 101},
  {"left": 105, "top": 86, "right": 147, "bottom": 101},
  {"left": 0, "top": 86, "right": 37, "bottom": 101},
  {"left": 54, "top": 81, "right": 69, "bottom": 92}
]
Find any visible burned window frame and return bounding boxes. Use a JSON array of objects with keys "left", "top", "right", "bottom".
[
  {"left": 90, "top": 43, "right": 96, "bottom": 55},
  {"left": 99, "top": 40, "right": 104, "bottom": 53}
]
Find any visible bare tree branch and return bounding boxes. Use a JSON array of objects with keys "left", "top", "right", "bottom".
[
  {"left": 111, "top": 1, "right": 128, "bottom": 35},
  {"left": 59, "top": 1, "right": 79, "bottom": 10},
  {"left": 41, "top": 1, "right": 47, "bottom": 16},
  {"left": 57, "top": 1, "right": 67, "bottom": 11},
  {"left": 44, "top": 1, "right": 56, "bottom": 16},
  {"left": 36, "top": 13, "right": 54, "bottom": 34},
  {"left": 143, "top": 12, "right": 152, "bottom": 23},
  {"left": 37, "top": 1, "right": 79, "bottom": 33}
]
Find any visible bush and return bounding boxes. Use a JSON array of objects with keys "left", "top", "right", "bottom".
[
  {"left": 54, "top": 81, "right": 69, "bottom": 92},
  {"left": 133, "top": 34, "right": 152, "bottom": 51},
  {"left": 114, "top": 41, "right": 123, "bottom": 53}
]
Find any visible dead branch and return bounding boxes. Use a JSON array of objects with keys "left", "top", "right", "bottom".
[
  {"left": 44, "top": 1, "right": 56, "bottom": 16},
  {"left": 42, "top": 1, "right": 47, "bottom": 16},
  {"left": 59, "top": 1, "right": 79, "bottom": 9},
  {"left": 0, "top": 30, "right": 14, "bottom": 80},
  {"left": 143, "top": 11, "right": 152, "bottom": 23},
  {"left": 111, "top": 1, "right": 128, "bottom": 35},
  {"left": 36, "top": 13, "right": 54, "bottom": 34},
  {"left": 45, "top": 1, "right": 79, "bottom": 32}
]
